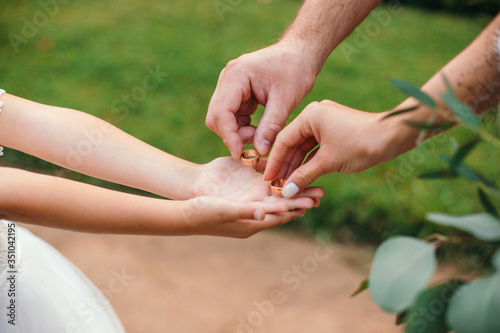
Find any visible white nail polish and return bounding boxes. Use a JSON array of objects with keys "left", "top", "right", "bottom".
[{"left": 282, "top": 182, "right": 299, "bottom": 198}]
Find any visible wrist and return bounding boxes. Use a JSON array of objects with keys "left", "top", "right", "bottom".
[
  {"left": 185, "top": 163, "right": 204, "bottom": 199},
  {"left": 275, "top": 38, "right": 325, "bottom": 77},
  {"left": 374, "top": 108, "right": 421, "bottom": 163}
]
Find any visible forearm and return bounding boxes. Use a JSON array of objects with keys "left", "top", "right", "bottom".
[
  {"left": 281, "top": 0, "right": 382, "bottom": 74},
  {"left": 380, "top": 13, "right": 500, "bottom": 157},
  {"left": 0, "top": 94, "right": 199, "bottom": 200},
  {"left": 0, "top": 167, "right": 190, "bottom": 235}
]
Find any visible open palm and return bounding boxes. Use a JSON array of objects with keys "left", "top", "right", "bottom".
[{"left": 194, "top": 157, "right": 323, "bottom": 206}]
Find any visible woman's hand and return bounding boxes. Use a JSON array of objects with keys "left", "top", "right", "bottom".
[
  {"left": 181, "top": 196, "right": 308, "bottom": 238},
  {"left": 189, "top": 157, "right": 325, "bottom": 237},
  {"left": 264, "top": 100, "right": 412, "bottom": 198},
  {"left": 194, "top": 156, "right": 325, "bottom": 207}
]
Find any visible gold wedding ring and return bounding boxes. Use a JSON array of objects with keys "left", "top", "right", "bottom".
[
  {"left": 270, "top": 179, "right": 287, "bottom": 196},
  {"left": 241, "top": 149, "right": 260, "bottom": 167}
]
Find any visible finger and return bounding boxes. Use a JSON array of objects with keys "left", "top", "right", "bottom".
[
  {"left": 263, "top": 113, "right": 313, "bottom": 181},
  {"left": 207, "top": 74, "right": 250, "bottom": 160},
  {"left": 253, "top": 209, "right": 306, "bottom": 231},
  {"left": 255, "top": 157, "right": 268, "bottom": 173},
  {"left": 236, "top": 114, "right": 252, "bottom": 128},
  {"left": 285, "top": 139, "right": 318, "bottom": 179},
  {"left": 282, "top": 150, "right": 331, "bottom": 198},
  {"left": 262, "top": 196, "right": 315, "bottom": 210},
  {"left": 238, "top": 125, "right": 256, "bottom": 145},
  {"left": 274, "top": 145, "right": 302, "bottom": 181},
  {"left": 213, "top": 201, "right": 265, "bottom": 221},
  {"left": 237, "top": 96, "right": 258, "bottom": 116},
  {"left": 294, "top": 186, "right": 325, "bottom": 199},
  {"left": 253, "top": 201, "right": 289, "bottom": 213},
  {"left": 254, "top": 93, "right": 294, "bottom": 157}
]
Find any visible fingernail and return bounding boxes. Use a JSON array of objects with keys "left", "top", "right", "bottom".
[
  {"left": 253, "top": 210, "right": 264, "bottom": 221},
  {"left": 282, "top": 182, "right": 299, "bottom": 198},
  {"left": 259, "top": 140, "right": 271, "bottom": 156}
]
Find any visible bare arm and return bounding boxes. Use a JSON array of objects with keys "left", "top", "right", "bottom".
[
  {"left": 265, "top": 13, "right": 500, "bottom": 197},
  {"left": 206, "top": 0, "right": 382, "bottom": 159},
  {"left": 383, "top": 12, "right": 500, "bottom": 157},
  {"left": 0, "top": 94, "right": 198, "bottom": 200},
  {"left": 0, "top": 93, "right": 324, "bottom": 216},
  {"left": 281, "top": 0, "right": 382, "bottom": 73},
  {"left": 0, "top": 167, "right": 310, "bottom": 238}
]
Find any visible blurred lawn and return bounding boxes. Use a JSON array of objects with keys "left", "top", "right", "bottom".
[{"left": 0, "top": 0, "right": 497, "bottom": 243}]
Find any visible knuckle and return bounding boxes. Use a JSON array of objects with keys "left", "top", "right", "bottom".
[
  {"left": 275, "top": 131, "right": 293, "bottom": 149},
  {"left": 303, "top": 102, "right": 321, "bottom": 116},
  {"left": 294, "top": 168, "right": 316, "bottom": 187},
  {"left": 265, "top": 121, "right": 283, "bottom": 137},
  {"left": 224, "top": 59, "right": 240, "bottom": 72},
  {"left": 205, "top": 117, "right": 215, "bottom": 130}
]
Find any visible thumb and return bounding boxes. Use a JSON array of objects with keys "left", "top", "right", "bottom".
[
  {"left": 254, "top": 95, "right": 293, "bottom": 157},
  {"left": 225, "top": 202, "right": 266, "bottom": 221},
  {"left": 281, "top": 151, "right": 330, "bottom": 198}
]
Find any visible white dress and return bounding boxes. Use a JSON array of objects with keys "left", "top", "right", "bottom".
[
  {"left": 0, "top": 221, "right": 126, "bottom": 332},
  {"left": 0, "top": 89, "right": 124, "bottom": 332}
]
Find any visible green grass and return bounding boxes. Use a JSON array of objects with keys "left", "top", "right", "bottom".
[{"left": 0, "top": 0, "right": 496, "bottom": 243}]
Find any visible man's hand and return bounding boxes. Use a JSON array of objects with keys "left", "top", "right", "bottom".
[
  {"left": 206, "top": 0, "right": 382, "bottom": 159},
  {"left": 206, "top": 41, "right": 318, "bottom": 159}
]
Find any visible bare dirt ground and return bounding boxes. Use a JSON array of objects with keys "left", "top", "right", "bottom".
[{"left": 24, "top": 224, "right": 456, "bottom": 333}]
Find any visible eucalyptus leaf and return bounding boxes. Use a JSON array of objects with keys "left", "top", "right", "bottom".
[
  {"left": 351, "top": 278, "right": 368, "bottom": 297},
  {"left": 441, "top": 75, "right": 480, "bottom": 130},
  {"left": 438, "top": 153, "right": 479, "bottom": 182},
  {"left": 450, "top": 138, "right": 459, "bottom": 153},
  {"left": 404, "top": 120, "right": 454, "bottom": 130},
  {"left": 477, "top": 173, "right": 499, "bottom": 192},
  {"left": 449, "top": 137, "right": 480, "bottom": 170},
  {"left": 426, "top": 213, "right": 500, "bottom": 241},
  {"left": 442, "top": 75, "right": 454, "bottom": 94},
  {"left": 417, "top": 169, "right": 456, "bottom": 179},
  {"left": 390, "top": 79, "right": 436, "bottom": 107},
  {"left": 405, "top": 280, "right": 464, "bottom": 333},
  {"left": 494, "top": 249, "right": 500, "bottom": 272},
  {"left": 441, "top": 92, "right": 480, "bottom": 130},
  {"left": 454, "top": 162, "right": 480, "bottom": 182},
  {"left": 382, "top": 106, "right": 419, "bottom": 120},
  {"left": 369, "top": 236, "right": 436, "bottom": 313},
  {"left": 478, "top": 188, "right": 498, "bottom": 217},
  {"left": 447, "top": 274, "right": 500, "bottom": 333}
]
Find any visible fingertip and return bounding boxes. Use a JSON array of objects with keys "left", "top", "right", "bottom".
[
  {"left": 253, "top": 209, "right": 265, "bottom": 221},
  {"left": 275, "top": 203, "right": 288, "bottom": 212},
  {"left": 256, "top": 139, "right": 271, "bottom": 157},
  {"left": 282, "top": 182, "right": 300, "bottom": 198},
  {"left": 263, "top": 165, "right": 275, "bottom": 181},
  {"left": 304, "top": 198, "right": 315, "bottom": 209},
  {"left": 263, "top": 172, "right": 272, "bottom": 182},
  {"left": 229, "top": 140, "right": 244, "bottom": 160},
  {"left": 310, "top": 187, "right": 325, "bottom": 198}
]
